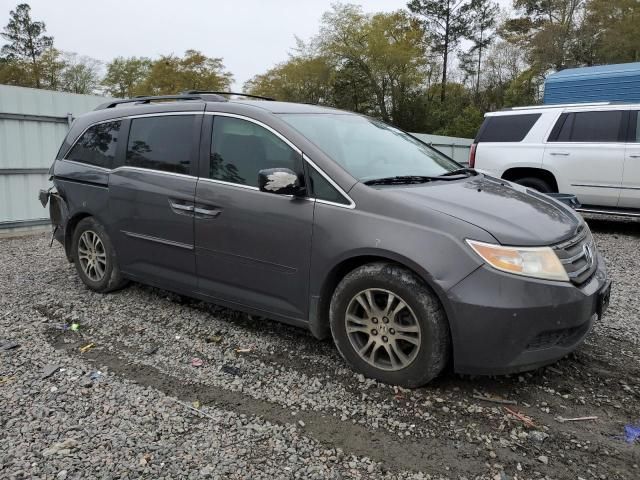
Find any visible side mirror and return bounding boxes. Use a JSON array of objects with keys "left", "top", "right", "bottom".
[{"left": 258, "top": 168, "right": 305, "bottom": 196}]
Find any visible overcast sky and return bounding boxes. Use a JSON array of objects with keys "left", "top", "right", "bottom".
[{"left": 1, "top": 0, "right": 512, "bottom": 89}]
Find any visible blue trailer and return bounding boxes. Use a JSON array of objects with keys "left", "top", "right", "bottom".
[{"left": 544, "top": 62, "right": 640, "bottom": 104}]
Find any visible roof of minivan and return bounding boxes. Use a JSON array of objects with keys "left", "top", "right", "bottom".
[
  {"left": 71, "top": 98, "right": 350, "bottom": 131},
  {"left": 228, "top": 100, "right": 346, "bottom": 114}
]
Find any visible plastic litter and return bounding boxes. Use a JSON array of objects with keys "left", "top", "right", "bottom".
[
  {"left": 192, "top": 400, "right": 201, "bottom": 409},
  {"left": 191, "top": 357, "right": 204, "bottom": 367},
  {"left": 70, "top": 323, "right": 80, "bottom": 332},
  {"left": 89, "top": 371, "right": 103, "bottom": 381},
  {"left": 41, "top": 365, "right": 60, "bottom": 379},
  {"left": 624, "top": 423, "right": 640, "bottom": 444},
  {"left": 79, "top": 343, "right": 95, "bottom": 353}
]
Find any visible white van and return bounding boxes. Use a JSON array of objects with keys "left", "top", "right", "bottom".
[{"left": 471, "top": 102, "right": 640, "bottom": 216}]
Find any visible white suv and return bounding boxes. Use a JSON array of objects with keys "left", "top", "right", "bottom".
[{"left": 471, "top": 102, "right": 640, "bottom": 216}]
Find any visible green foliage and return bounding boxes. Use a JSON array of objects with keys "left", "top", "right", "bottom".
[
  {"left": 138, "top": 50, "right": 233, "bottom": 96},
  {"left": 2, "top": 1, "right": 640, "bottom": 140},
  {"left": 102, "top": 57, "right": 152, "bottom": 98},
  {"left": 502, "top": 0, "right": 584, "bottom": 71},
  {"left": 1, "top": 3, "right": 53, "bottom": 87},
  {"left": 581, "top": 0, "right": 640, "bottom": 64},
  {"left": 244, "top": 54, "right": 334, "bottom": 104},
  {"left": 407, "top": 0, "right": 473, "bottom": 101}
]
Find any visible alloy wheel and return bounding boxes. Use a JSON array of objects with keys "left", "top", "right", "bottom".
[
  {"left": 345, "top": 288, "right": 421, "bottom": 371},
  {"left": 78, "top": 230, "right": 107, "bottom": 282}
]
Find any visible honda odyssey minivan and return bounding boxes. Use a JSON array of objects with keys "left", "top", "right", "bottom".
[{"left": 41, "top": 92, "right": 611, "bottom": 387}]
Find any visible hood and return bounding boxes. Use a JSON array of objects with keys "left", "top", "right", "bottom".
[{"left": 387, "top": 175, "right": 580, "bottom": 246}]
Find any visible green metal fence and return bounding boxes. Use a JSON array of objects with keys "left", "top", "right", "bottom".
[{"left": 0, "top": 85, "right": 112, "bottom": 230}]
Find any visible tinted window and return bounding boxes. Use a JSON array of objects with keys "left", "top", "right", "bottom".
[
  {"left": 570, "top": 111, "right": 623, "bottom": 142},
  {"left": 551, "top": 113, "right": 573, "bottom": 142},
  {"left": 66, "top": 121, "right": 121, "bottom": 167},
  {"left": 210, "top": 116, "right": 301, "bottom": 187},
  {"left": 635, "top": 112, "right": 640, "bottom": 142},
  {"left": 476, "top": 114, "right": 540, "bottom": 142},
  {"left": 309, "top": 167, "right": 349, "bottom": 205},
  {"left": 125, "top": 116, "right": 194, "bottom": 174}
]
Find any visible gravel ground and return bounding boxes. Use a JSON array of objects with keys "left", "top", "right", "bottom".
[{"left": 1, "top": 215, "right": 639, "bottom": 479}]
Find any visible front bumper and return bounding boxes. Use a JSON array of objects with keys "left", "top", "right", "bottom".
[{"left": 447, "top": 254, "right": 609, "bottom": 375}]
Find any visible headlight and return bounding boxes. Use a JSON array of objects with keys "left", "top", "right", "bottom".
[{"left": 466, "top": 239, "right": 569, "bottom": 282}]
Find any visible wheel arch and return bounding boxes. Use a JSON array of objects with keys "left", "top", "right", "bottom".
[
  {"left": 309, "top": 250, "right": 454, "bottom": 344},
  {"left": 502, "top": 167, "right": 558, "bottom": 192},
  {"left": 63, "top": 212, "right": 95, "bottom": 261}
]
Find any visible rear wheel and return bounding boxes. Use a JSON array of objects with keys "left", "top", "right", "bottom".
[
  {"left": 513, "top": 176, "right": 552, "bottom": 193},
  {"left": 329, "top": 262, "right": 450, "bottom": 387},
  {"left": 72, "top": 217, "right": 127, "bottom": 293}
]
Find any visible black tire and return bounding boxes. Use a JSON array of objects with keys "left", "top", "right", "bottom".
[
  {"left": 71, "top": 217, "right": 127, "bottom": 293},
  {"left": 514, "top": 177, "right": 552, "bottom": 193},
  {"left": 329, "top": 262, "right": 450, "bottom": 388}
]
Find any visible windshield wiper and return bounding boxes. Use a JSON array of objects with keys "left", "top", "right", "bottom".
[
  {"left": 439, "top": 168, "right": 478, "bottom": 177},
  {"left": 363, "top": 175, "right": 440, "bottom": 186}
]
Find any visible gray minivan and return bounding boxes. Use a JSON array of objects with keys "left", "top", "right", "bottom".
[{"left": 41, "top": 92, "right": 611, "bottom": 387}]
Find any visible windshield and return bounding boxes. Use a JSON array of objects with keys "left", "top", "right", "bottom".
[{"left": 279, "top": 113, "right": 459, "bottom": 182}]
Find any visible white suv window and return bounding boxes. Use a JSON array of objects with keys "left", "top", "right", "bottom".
[
  {"left": 476, "top": 114, "right": 541, "bottom": 142},
  {"left": 549, "top": 111, "right": 624, "bottom": 143}
]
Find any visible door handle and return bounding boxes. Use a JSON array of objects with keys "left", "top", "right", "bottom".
[
  {"left": 168, "top": 200, "right": 194, "bottom": 214},
  {"left": 194, "top": 206, "right": 222, "bottom": 217},
  {"left": 629, "top": 154, "right": 640, "bottom": 158},
  {"left": 550, "top": 152, "right": 570, "bottom": 156}
]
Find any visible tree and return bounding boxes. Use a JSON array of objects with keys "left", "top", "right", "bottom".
[
  {"left": 501, "top": 0, "right": 585, "bottom": 72},
  {"left": 464, "top": 0, "right": 499, "bottom": 96},
  {"left": 481, "top": 40, "right": 529, "bottom": 109},
  {"left": 244, "top": 54, "right": 334, "bottom": 104},
  {"left": 1, "top": 3, "right": 53, "bottom": 88},
  {"left": 139, "top": 50, "right": 233, "bottom": 95},
  {"left": 407, "top": 0, "right": 471, "bottom": 101},
  {"left": 102, "top": 56, "right": 152, "bottom": 98},
  {"left": 60, "top": 52, "right": 101, "bottom": 94},
  {"left": 38, "top": 47, "right": 65, "bottom": 90},
  {"left": 317, "top": 5, "right": 428, "bottom": 124},
  {"left": 0, "top": 55, "right": 28, "bottom": 85},
  {"left": 581, "top": 0, "right": 640, "bottom": 64}
]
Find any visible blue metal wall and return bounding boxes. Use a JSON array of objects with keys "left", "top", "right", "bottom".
[{"left": 544, "top": 62, "right": 640, "bottom": 104}]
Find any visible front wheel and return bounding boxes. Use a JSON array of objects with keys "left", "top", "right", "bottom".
[
  {"left": 71, "top": 217, "right": 127, "bottom": 293},
  {"left": 514, "top": 177, "right": 552, "bottom": 193},
  {"left": 329, "top": 263, "right": 450, "bottom": 387}
]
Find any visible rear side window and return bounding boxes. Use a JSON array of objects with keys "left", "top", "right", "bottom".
[
  {"left": 125, "top": 116, "right": 194, "bottom": 174},
  {"left": 209, "top": 116, "right": 301, "bottom": 187},
  {"left": 548, "top": 111, "right": 624, "bottom": 142},
  {"left": 476, "top": 114, "right": 540, "bottom": 142},
  {"left": 308, "top": 167, "right": 349, "bottom": 205},
  {"left": 625, "top": 111, "right": 640, "bottom": 142},
  {"left": 66, "top": 121, "right": 121, "bottom": 168}
]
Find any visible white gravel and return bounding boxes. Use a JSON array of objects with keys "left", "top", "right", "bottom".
[{"left": 1, "top": 215, "right": 639, "bottom": 479}]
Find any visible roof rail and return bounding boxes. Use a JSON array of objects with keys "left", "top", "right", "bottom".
[
  {"left": 501, "top": 101, "right": 622, "bottom": 111},
  {"left": 181, "top": 90, "right": 276, "bottom": 101},
  {"left": 94, "top": 93, "right": 227, "bottom": 110}
]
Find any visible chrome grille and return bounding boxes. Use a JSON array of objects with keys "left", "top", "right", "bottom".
[{"left": 553, "top": 225, "right": 597, "bottom": 286}]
